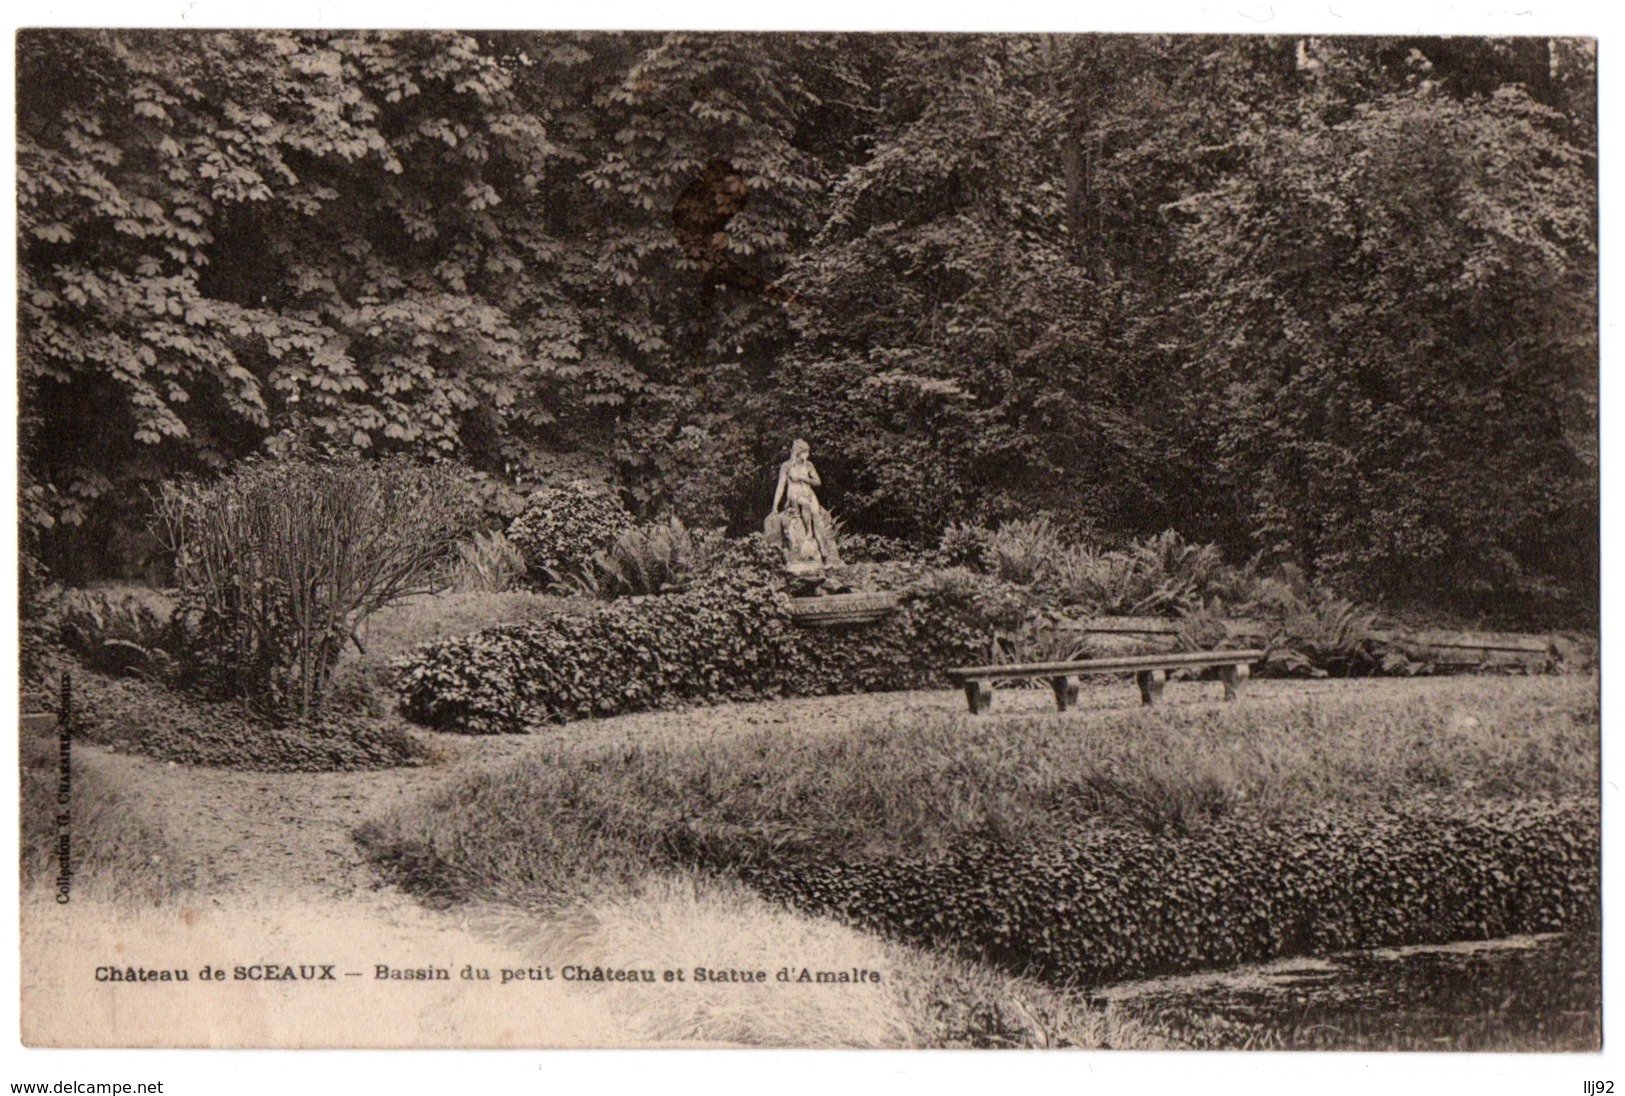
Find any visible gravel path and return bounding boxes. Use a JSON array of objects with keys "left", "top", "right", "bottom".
[{"left": 73, "top": 732, "right": 539, "bottom": 900}]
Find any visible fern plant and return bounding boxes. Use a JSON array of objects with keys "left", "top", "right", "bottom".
[
  {"left": 1266, "top": 590, "right": 1380, "bottom": 676},
  {"left": 988, "top": 516, "right": 1063, "bottom": 586},
  {"left": 596, "top": 517, "right": 712, "bottom": 597},
  {"left": 448, "top": 530, "right": 527, "bottom": 593}
]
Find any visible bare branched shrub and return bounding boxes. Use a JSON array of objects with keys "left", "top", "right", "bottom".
[{"left": 154, "top": 455, "right": 479, "bottom": 721}]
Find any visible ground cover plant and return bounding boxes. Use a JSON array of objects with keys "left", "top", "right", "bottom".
[
  {"left": 735, "top": 796, "right": 1593, "bottom": 986},
  {"left": 358, "top": 676, "right": 1597, "bottom": 989},
  {"left": 59, "top": 666, "right": 434, "bottom": 773}
]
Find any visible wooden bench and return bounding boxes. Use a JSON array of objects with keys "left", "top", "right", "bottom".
[{"left": 946, "top": 649, "right": 1267, "bottom": 714}]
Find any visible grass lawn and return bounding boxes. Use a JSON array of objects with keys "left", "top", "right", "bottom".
[
  {"left": 358, "top": 674, "right": 1597, "bottom": 905},
  {"left": 350, "top": 673, "right": 1595, "bottom": 1046},
  {"left": 351, "top": 673, "right": 1596, "bottom": 1047}
]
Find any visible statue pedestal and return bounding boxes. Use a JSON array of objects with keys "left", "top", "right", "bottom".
[{"left": 785, "top": 567, "right": 851, "bottom": 598}]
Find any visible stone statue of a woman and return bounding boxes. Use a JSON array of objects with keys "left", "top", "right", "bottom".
[{"left": 766, "top": 438, "right": 842, "bottom": 572}]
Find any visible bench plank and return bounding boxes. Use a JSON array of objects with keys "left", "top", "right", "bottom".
[{"left": 947, "top": 649, "right": 1266, "bottom": 680}]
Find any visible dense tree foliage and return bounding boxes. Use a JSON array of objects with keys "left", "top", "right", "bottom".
[{"left": 17, "top": 30, "right": 1596, "bottom": 623}]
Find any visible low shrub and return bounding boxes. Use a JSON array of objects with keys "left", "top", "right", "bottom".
[
  {"left": 1172, "top": 576, "right": 1391, "bottom": 678},
  {"left": 506, "top": 480, "right": 633, "bottom": 586},
  {"left": 987, "top": 517, "right": 1063, "bottom": 586},
  {"left": 1130, "top": 529, "right": 1229, "bottom": 610},
  {"left": 46, "top": 587, "right": 180, "bottom": 679},
  {"left": 937, "top": 522, "right": 993, "bottom": 571},
  {"left": 940, "top": 523, "right": 1244, "bottom": 619},
  {"left": 733, "top": 798, "right": 1597, "bottom": 987},
  {"left": 70, "top": 670, "right": 432, "bottom": 772},
  {"left": 1268, "top": 591, "right": 1383, "bottom": 676},
  {"left": 395, "top": 541, "right": 1031, "bottom": 733},
  {"left": 1038, "top": 530, "right": 1233, "bottom": 616},
  {"left": 1040, "top": 544, "right": 1148, "bottom": 614},
  {"left": 837, "top": 558, "right": 933, "bottom": 595},
  {"left": 838, "top": 532, "right": 916, "bottom": 564},
  {"left": 989, "top": 610, "right": 1092, "bottom": 668}
]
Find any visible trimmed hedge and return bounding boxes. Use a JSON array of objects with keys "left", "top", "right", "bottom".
[
  {"left": 395, "top": 540, "right": 1031, "bottom": 733},
  {"left": 728, "top": 798, "right": 1597, "bottom": 987}
]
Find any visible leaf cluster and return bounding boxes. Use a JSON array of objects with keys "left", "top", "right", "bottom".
[{"left": 505, "top": 479, "right": 635, "bottom": 586}]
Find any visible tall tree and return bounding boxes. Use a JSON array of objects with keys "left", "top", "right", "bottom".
[
  {"left": 1161, "top": 72, "right": 1596, "bottom": 615},
  {"left": 18, "top": 30, "right": 555, "bottom": 573}
]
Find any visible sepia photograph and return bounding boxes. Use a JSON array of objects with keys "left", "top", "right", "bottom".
[{"left": 8, "top": 8, "right": 1607, "bottom": 1088}]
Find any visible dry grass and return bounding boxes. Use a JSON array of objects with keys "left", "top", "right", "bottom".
[
  {"left": 551, "top": 873, "right": 1170, "bottom": 1048},
  {"left": 21, "top": 730, "right": 194, "bottom": 904},
  {"left": 20, "top": 876, "right": 1166, "bottom": 1049}
]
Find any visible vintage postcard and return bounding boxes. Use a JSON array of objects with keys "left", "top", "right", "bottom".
[{"left": 9, "top": 8, "right": 1609, "bottom": 1091}]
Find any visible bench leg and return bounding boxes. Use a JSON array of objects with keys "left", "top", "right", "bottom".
[
  {"left": 964, "top": 680, "right": 994, "bottom": 714},
  {"left": 1050, "top": 675, "right": 1079, "bottom": 712},
  {"left": 1136, "top": 669, "right": 1166, "bottom": 705},
  {"left": 1221, "top": 663, "right": 1250, "bottom": 701}
]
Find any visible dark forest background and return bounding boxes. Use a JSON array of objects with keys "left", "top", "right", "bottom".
[{"left": 16, "top": 31, "right": 1597, "bottom": 625}]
